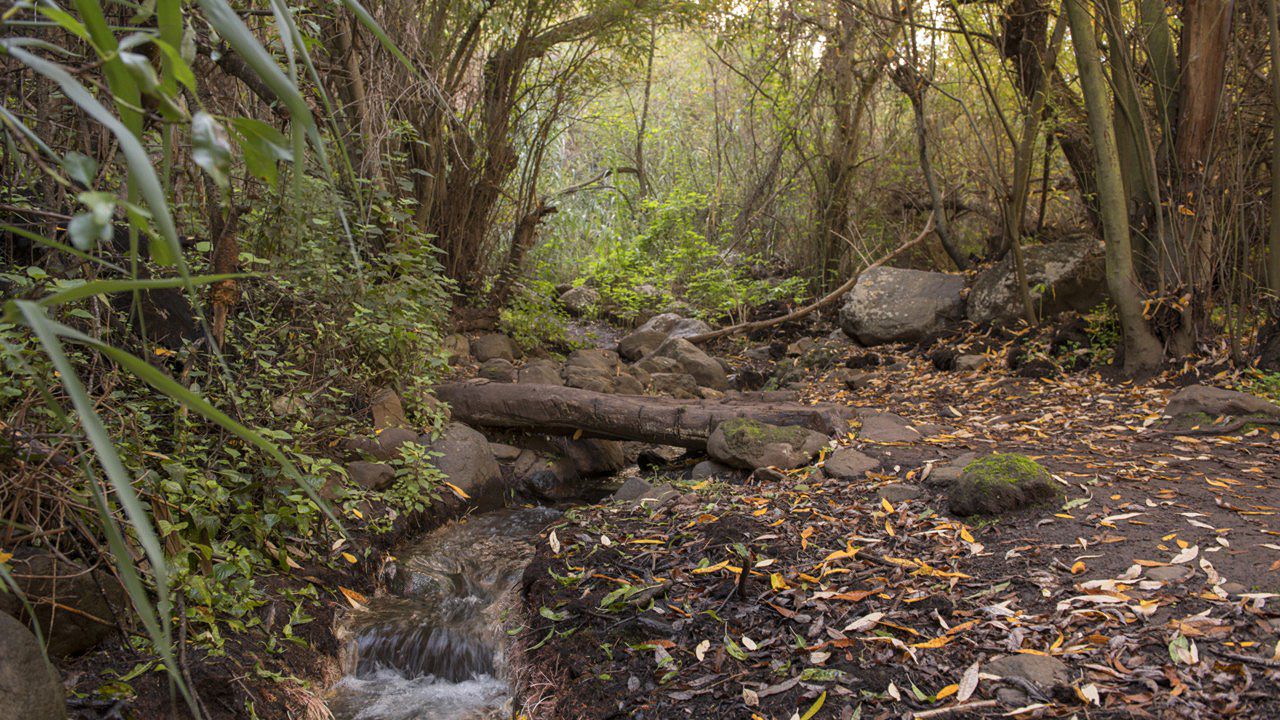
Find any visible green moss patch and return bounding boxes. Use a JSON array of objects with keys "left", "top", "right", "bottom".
[{"left": 947, "top": 453, "right": 1063, "bottom": 517}]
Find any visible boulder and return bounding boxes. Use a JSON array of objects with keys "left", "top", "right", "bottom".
[
  {"left": 652, "top": 337, "right": 728, "bottom": 390},
  {"left": 707, "top": 419, "right": 828, "bottom": 470},
  {"left": 347, "top": 461, "right": 395, "bottom": 491},
  {"left": 613, "top": 374, "right": 645, "bottom": 396},
  {"left": 376, "top": 427, "right": 421, "bottom": 459},
  {"left": 857, "top": 412, "right": 922, "bottom": 443},
  {"left": 0, "top": 614, "right": 65, "bottom": 720},
  {"left": 610, "top": 477, "right": 679, "bottom": 508},
  {"left": 839, "top": 267, "right": 965, "bottom": 345},
  {"left": 648, "top": 372, "right": 700, "bottom": 399},
  {"left": 0, "top": 550, "right": 122, "bottom": 658},
  {"left": 478, "top": 358, "right": 516, "bottom": 383},
  {"left": 517, "top": 359, "right": 564, "bottom": 385},
  {"left": 618, "top": 329, "right": 667, "bottom": 362},
  {"left": 635, "top": 313, "right": 712, "bottom": 339},
  {"left": 1165, "top": 385, "right": 1280, "bottom": 421},
  {"left": 370, "top": 387, "right": 408, "bottom": 430},
  {"left": 947, "top": 453, "right": 1063, "bottom": 516},
  {"left": 823, "top": 447, "right": 880, "bottom": 480},
  {"left": 566, "top": 348, "right": 621, "bottom": 374},
  {"left": 424, "top": 423, "right": 504, "bottom": 505},
  {"left": 967, "top": 240, "right": 1105, "bottom": 326},
  {"left": 559, "top": 285, "right": 599, "bottom": 316},
  {"left": 553, "top": 437, "right": 627, "bottom": 476},
  {"left": 691, "top": 460, "right": 735, "bottom": 479},
  {"left": 443, "top": 334, "right": 471, "bottom": 361},
  {"left": 512, "top": 450, "right": 578, "bottom": 501},
  {"left": 635, "top": 355, "right": 682, "bottom": 375},
  {"left": 473, "top": 333, "right": 518, "bottom": 362},
  {"left": 563, "top": 365, "right": 615, "bottom": 393}
]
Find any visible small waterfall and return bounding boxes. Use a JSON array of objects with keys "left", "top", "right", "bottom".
[{"left": 327, "top": 507, "right": 560, "bottom": 720}]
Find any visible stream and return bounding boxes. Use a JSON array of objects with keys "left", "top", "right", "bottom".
[{"left": 326, "top": 505, "right": 563, "bottom": 720}]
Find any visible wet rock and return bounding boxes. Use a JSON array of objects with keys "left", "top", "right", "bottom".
[
  {"left": 857, "top": 412, "right": 922, "bottom": 443},
  {"left": 559, "top": 285, "right": 599, "bottom": 316},
  {"left": 618, "top": 329, "right": 667, "bottom": 362},
  {"left": 839, "top": 267, "right": 966, "bottom": 345},
  {"left": 517, "top": 359, "right": 564, "bottom": 385},
  {"left": 648, "top": 372, "right": 700, "bottom": 399},
  {"left": 370, "top": 387, "right": 408, "bottom": 430},
  {"left": 473, "top": 333, "right": 518, "bottom": 362},
  {"left": 347, "top": 460, "right": 395, "bottom": 491},
  {"left": 611, "top": 477, "right": 679, "bottom": 508},
  {"left": 707, "top": 418, "right": 828, "bottom": 470},
  {"left": 968, "top": 239, "right": 1105, "bottom": 326},
  {"left": 424, "top": 423, "right": 503, "bottom": 505},
  {"left": 652, "top": 338, "right": 728, "bottom": 390},
  {"left": 0, "top": 613, "right": 65, "bottom": 720},
  {"left": 443, "top": 333, "right": 471, "bottom": 361},
  {"left": 0, "top": 549, "right": 123, "bottom": 658},
  {"left": 877, "top": 483, "right": 924, "bottom": 504},
  {"left": 823, "top": 447, "right": 880, "bottom": 480},
  {"left": 947, "top": 453, "right": 1063, "bottom": 516},
  {"left": 478, "top": 358, "right": 516, "bottom": 383},
  {"left": 691, "top": 460, "right": 734, "bottom": 479}
]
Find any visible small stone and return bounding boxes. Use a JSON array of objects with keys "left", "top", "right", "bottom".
[
  {"left": 691, "top": 460, "right": 733, "bottom": 479},
  {"left": 1145, "top": 565, "right": 1192, "bottom": 583},
  {"left": 877, "top": 483, "right": 924, "bottom": 504},
  {"left": 857, "top": 412, "right": 922, "bottom": 443},
  {"left": 347, "top": 461, "right": 395, "bottom": 491},
  {"left": 986, "top": 653, "right": 1070, "bottom": 691},
  {"left": 750, "top": 467, "right": 786, "bottom": 483},
  {"left": 370, "top": 387, "right": 408, "bottom": 429},
  {"left": 955, "top": 354, "right": 989, "bottom": 372},
  {"left": 823, "top": 447, "right": 880, "bottom": 480},
  {"left": 834, "top": 368, "right": 873, "bottom": 391},
  {"left": 1221, "top": 582, "right": 1248, "bottom": 596},
  {"left": 489, "top": 442, "right": 522, "bottom": 462},
  {"left": 611, "top": 477, "right": 679, "bottom": 508},
  {"left": 375, "top": 427, "right": 420, "bottom": 460}
]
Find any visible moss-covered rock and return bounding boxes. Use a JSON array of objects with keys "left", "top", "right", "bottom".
[
  {"left": 707, "top": 418, "right": 828, "bottom": 470},
  {"left": 947, "top": 453, "right": 1062, "bottom": 516}
]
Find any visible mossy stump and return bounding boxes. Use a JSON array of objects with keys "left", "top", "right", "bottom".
[{"left": 946, "top": 453, "right": 1062, "bottom": 516}]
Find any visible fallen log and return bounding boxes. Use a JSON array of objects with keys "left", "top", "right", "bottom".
[{"left": 436, "top": 381, "right": 857, "bottom": 449}]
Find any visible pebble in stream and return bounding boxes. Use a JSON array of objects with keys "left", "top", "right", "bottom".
[{"left": 328, "top": 506, "right": 561, "bottom": 720}]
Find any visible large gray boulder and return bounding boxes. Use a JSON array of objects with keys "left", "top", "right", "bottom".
[
  {"left": 0, "top": 549, "right": 122, "bottom": 658},
  {"left": 0, "top": 614, "right": 65, "bottom": 720},
  {"left": 619, "top": 314, "right": 713, "bottom": 361},
  {"left": 839, "top": 267, "right": 965, "bottom": 345},
  {"left": 967, "top": 240, "right": 1105, "bottom": 326},
  {"left": 1165, "top": 385, "right": 1280, "bottom": 420},
  {"left": 424, "top": 423, "right": 503, "bottom": 505},
  {"left": 558, "top": 285, "right": 599, "bottom": 316},
  {"left": 473, "top": 333, "right": 518, "bottom": 362},
  {"left": 707, "top": 419, "right": 828, "bottom": 470},
  {"left": 652, "top": 337, "right": 728, "bottom": 390},
  {"left": 618, "top": 329, "right": 667, "bottom": 362}
]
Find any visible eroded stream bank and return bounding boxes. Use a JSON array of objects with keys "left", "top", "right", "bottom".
[{"left": 326, "top": 506, "right": 561, "bottom": 720}]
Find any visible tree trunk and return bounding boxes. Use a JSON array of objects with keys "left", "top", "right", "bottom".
[
  {"left": 1065, "top": 0, "right": 1164, "bottom": 375},
  {"left": 435, "top": 382, "right": 856, "bottom": 448},
  {"left": 1268, "top": 0, "right": 1280, "bottom": 295}
]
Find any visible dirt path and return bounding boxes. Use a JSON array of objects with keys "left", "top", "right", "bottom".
[{"left": 513, "top": 343, "right": 1280, "bottom": 719}]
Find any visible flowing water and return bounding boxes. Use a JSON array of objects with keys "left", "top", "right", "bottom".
[{"left": 327, "top": 506, "right": 562, "bottom": 720}]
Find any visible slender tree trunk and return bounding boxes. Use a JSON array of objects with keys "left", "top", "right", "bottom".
[
  {"left": 1269, "top": 0, "right": 1280, "bottom": 295},
  {"left": 634, "top": 21, "right": 656, "bottom": 198},
  {"left": 1065, "top": 0, "right": 1164, "bottom": 374}
]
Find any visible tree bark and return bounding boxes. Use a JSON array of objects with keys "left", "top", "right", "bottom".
[
  {"left": 1065, "top": 0, "right": 1164, "bottom": 375},
  {"left": 1268, "top": 0, "right": 1280, "bottom": 295},
  {"left": 435, "top": 382, "right": 857, "bottom": 448}
]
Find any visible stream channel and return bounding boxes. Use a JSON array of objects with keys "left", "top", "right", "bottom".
[{"left": 326, "top": 505, "right": 563, "bottom": 720}]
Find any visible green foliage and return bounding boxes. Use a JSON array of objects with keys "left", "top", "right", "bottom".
[
  {"left": 500, "top": 278, "right": 585, "bottom": 351},
  {"left": 579, "top": 188, "right": 807, "bottom": 324}
]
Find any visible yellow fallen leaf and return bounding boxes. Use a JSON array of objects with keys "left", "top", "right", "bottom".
[
  {"left": 341, "top": 552, "right": 358, "bottom": 564},
  {"left": 798, "top": 691, "right": 825, "bottom": 720},
  {"left": 959, "top": 527, "right": 975, "bottom": 543},
  {"left": 770, "top": 572, "right": 789, "bottom": 591},
  {"left": 881, "top": 498, "right": 895, "bottom": 514},
  {"left": 443, "top": 481, "right": 470, "bottom": 500},
  {"left": 693, "top": 559, "right": 730, "bottom": 574},
  {"left": 911, "top": 635, "right": 951, "bottom": 649},
  {"left": 0, "top": 550, "right": 11, "bottom": 564},
  {"left": 1071, "top": 561, "right": 1086, "bottom": 574},
  {"left": 339, "top": 586, "right": 368, "bottom": 608},
  {"left": 936, "top": 683, "right": 959, "bottom": 699}
]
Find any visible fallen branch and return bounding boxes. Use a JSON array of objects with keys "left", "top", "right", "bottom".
[
  {"left": 910, "top": 700, "right": 999, "bottom": 718},
  {"left": 684, "top": 213, "right": 936, "bottom": 344}
]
